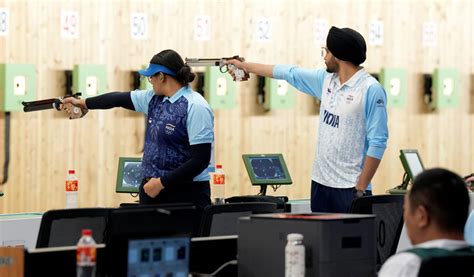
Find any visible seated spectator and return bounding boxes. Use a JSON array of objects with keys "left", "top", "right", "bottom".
[{"left": 379, "top": 168, "right": 473, "bottom": 277}]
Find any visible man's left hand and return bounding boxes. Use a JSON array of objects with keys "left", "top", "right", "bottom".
[
  {"left": 354, "top": 185, "right": 367, "bottom": 198},
  {"left": 143, "top": 178, "right": 165, "bottom": 198}
]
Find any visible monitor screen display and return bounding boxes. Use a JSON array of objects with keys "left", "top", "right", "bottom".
[
  {"left": 242, "top": 154, "right": 292, "bottom": 185},
  {"left": 405, "top": 152, "right": 423, "bottom": 178},
  {"left": 128, "top": 236, "right": 190, "bottom": 277},
  {"left": 399, "top": 149, "right": 424, "bottom": 182},
  {"left": 116, "top": 157, "right": 143, "bottom": 193}
]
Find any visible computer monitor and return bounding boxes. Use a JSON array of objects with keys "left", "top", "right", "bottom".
[
  {"left": 115, "top": 157, "right": 143, "bottom": 194},
  {"left": 190, "top": 235, "right": 237, "bottom": 274},
  {"left": 127, "top": 236, "right": 190, "bottom": 277},
  {"left": 399, "top": 149, "right": 424, "bottom": 183},
  {"left": 242, "top": 154, "right": 292, "bottom": 195},
  {"left": 105, "top": 204, "right": 197, "bottom": 276}
]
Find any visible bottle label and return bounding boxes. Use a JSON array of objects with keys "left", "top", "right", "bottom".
[
  {"left": 212, "top": 173, "right": 225, "bottom": 185},
  {"left": 77, "top": 246, "right": 97, "bottom": 265},
  {"left": 285, "top": 245, "right": 305, "bottom": 277},
  {"left": 66, "top": 180, "right": 78, "bottom": 192}
]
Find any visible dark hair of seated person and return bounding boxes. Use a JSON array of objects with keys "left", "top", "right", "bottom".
[{"left": 409, "top": 168, "right": 469, "bottom": 233}]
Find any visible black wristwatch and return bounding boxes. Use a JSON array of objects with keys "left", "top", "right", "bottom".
[{"left": 355, "top": 188, "right": 365, "bottom": 198}]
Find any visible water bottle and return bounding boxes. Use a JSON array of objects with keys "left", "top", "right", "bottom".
[
  {"left": 66, "top": 169, "right": 78, "bottom": 209},
  {"left": 77, "top": 229, "right": 97, "bottom": 277},
  {"left": 211, "top": 164, "right": 225, "bottom": 205},
  {"left": 285, "top": 233, "right": 305, "bottom": 277}
]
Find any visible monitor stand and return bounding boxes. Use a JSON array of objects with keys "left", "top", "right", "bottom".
[
  {"left": 226, "top": 184, "right": 288, "bottom": 211},
  {"left": 258, "top": 184, "right": 283, "bottom": 196},
  {"left": 119, "top": 200, "right": 140, "bottom": 207},
  {"left": 388, "top": 173, "right": 410, "bottom": 195},
  {"left": 259, "top": 185, "right": 268, "bottom": 196}
]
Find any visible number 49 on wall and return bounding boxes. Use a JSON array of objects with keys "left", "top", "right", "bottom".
[
  {"left": 0, "top": 8, "right": 9, "bottom": 36},
  {"left": 60, "top": 10, "right": 79, "bottom": 39}
]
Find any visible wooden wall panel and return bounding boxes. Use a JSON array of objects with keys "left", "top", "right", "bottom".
[{"left": 0, "top": 0, "right": 472, "bottom": 213}]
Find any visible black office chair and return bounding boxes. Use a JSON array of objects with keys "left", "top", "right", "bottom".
[
  {"left": 417, "top": 254, "right": 474, "bottom": 277},
  {"left": 350, "top": 194, "right": 404, "bottom": 268},
  {"left": 198, "top": 202, "right": 277, "bottom": 237},
  {"left": 36, "top": 208, "right": 111, "bottom": 248}
]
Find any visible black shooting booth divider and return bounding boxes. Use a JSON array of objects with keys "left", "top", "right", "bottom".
[
  {"left": 238, "top": 213, "right": 377, "bottom": 277},
  {"left": 36, "top": 207, "right": 112, "bottom": 248},
  {"left": 27, "top": 204, "right": 198, "bottom": 276},
  {"left": 198, "top": 202, "right": 277, "bottom": 237},
  {"left": 25, "top": 244, "right": 107, "bottom": 277},
  {"left": 190, "top": 235, "right": 238, "bottom": 276},
  {"left": 25, "top": 236, "right": 239, "bottom": 277},
  {"left": 349, "top": 194, "right": 405, "bottom": 269}
]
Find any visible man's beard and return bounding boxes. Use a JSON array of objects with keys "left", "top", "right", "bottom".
[{"left": 325, "top": 62, "right": 336, "bottom": 73}]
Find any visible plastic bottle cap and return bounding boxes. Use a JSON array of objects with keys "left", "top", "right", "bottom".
[
  {"left": 82, "top": 229, "right": 92, "bottom": 236},
  {"left": 68, "top": 170, "right": 75, "bottom": 174},
  {"left": 287, "top": 233, "right": 303, "bottom": 241},
  {"left": 216, "top": 165, "right": 222, "bottom": 169}
]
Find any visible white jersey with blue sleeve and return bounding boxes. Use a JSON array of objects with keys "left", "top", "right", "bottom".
[{"left": 273, "top": 65, "right": 388, "bottom": 189}]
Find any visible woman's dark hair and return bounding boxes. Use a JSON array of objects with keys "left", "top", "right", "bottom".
[
  {"left": 410, "top": 168, "right": 469, "bottom": 233},
  {"left": 150, "top": 49, "right": 195, "bottom": 85}
]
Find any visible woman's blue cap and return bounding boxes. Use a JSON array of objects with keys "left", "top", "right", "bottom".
[{"left": 138, "top": 64, "right": 177, "bottom": 77}]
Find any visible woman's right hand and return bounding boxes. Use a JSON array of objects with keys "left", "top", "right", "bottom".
[{"left": 61, "top": 97, "right": 86, "bottom": 109}]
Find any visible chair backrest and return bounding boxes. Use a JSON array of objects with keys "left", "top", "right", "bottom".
[
  {"left": 199, "top": 202, "right": 277, "bottom": 237},
  {"left": 418, "top": 254, "right": 474, "bottom": 277},
  {"left": 350, "top": 194, "right": 404, "bottom": 267},
  {"left": 36, "top": 208, "right": 111, "bottom": 248}
]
